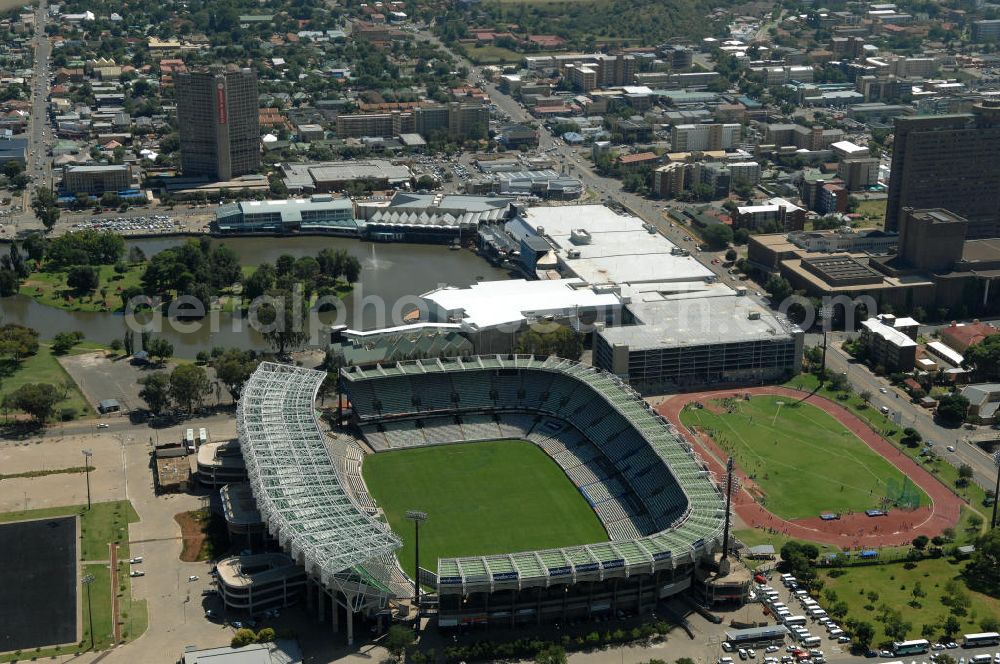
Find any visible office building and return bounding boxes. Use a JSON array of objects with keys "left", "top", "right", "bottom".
[
  {"left": 0, "top": 137, "right": 28, "bottom": 166},
  {"left": 335, "top": 103, "right": 488, "bottom": 140},
  {"left": 973, "top": 19, "right": 1000, "bottom": 42},
  {"left": 61, "top": 164, "right": 131, "bottom": 195},
  {"left": 764, "top": 124, "right": 844, "bottom": 150},
  {"left": 670, "top": 123, "right": 740, "bottom": 152},
  {"left": 838, "top": 157, "right": 880, "bottom": 190},
  {"left": 886, "top": 102, "right": 1000, "bottom": 237},
  {"left": 176, "top": 66, "right": 260, "bottom": 181}
]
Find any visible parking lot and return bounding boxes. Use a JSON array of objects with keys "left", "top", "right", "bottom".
[{"left": 69, "top": 214, "right": 181, "bottom": 235}]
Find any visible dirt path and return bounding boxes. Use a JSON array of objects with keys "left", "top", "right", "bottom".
[{"left": 658, "top": 387, "right": 964, "bottom": 548}]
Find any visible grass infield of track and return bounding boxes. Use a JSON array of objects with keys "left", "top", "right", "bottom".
[
  {"left": 680, "top": 396, "right": 928, "bottom": 520},
  {"left": 362, "top": 439, "right": 609, "bottom": 578}
]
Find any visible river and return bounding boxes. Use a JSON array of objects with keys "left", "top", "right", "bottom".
[{"left": 0, "top": 236, "right": 512, "bottom": 357}]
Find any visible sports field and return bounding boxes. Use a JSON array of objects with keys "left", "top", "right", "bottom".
[
  {"left": 362, "top": 439, "right": 608, "bottom": 577},
  {"left": 680, "top": 396, "right": 927, "bottom": 520}
]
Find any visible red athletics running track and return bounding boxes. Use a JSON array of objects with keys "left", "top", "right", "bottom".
[{"left": 656, "top": 386, "right": 963, "bottom": 548}]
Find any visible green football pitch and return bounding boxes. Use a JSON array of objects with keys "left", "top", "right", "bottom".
[
  {"left": 361, "top": 439, "right": 609, "bottom": 578},
  {"left": 680, "top": 396, "right": 927, "bottom": 520}
]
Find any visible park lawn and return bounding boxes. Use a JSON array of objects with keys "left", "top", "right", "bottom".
[
  {"left": 821, "top": 557, "right": 1000, "bottom": 646},
  {"left": 0, "top": 501, "right": 144, "bottom": 660},
  {"left": 784, "top": 372, "right": 990, "bottom": 518},
  {"left": 680, "top": 395, "right": 929, "bottom": 520},
  {"left": 18, "top": 263, "right": 144, "bottom": 313},
  {"left": 854, "top": 199, "right": 887, "bottom": 229},
  {"left": 363, "top": 439, "right": 608, "bottom": 578},
  {"left": 0, "top": 342, "right": 92, "bottom": 419}
]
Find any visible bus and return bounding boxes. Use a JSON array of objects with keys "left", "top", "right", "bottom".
[
  {"left": 893, "top": 640, "right": 930, "bottom": 656},
  {"left": 963, "top": 633, "right": 1000, "bottom": 649}
]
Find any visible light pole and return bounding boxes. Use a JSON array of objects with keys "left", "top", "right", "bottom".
[
  {"left": 405, "top": 510, "right": 427, "bottom": 621},
  {"left": 992, "top": 451, "right": 1000, "bottom": 529},
  {"left": 82, "top": 574, "right": 95, "bottom": 650},
  {"left": 82, "top": 450, "right": 93, "bottom": 510}
]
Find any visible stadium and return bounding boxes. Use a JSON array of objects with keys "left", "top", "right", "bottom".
[{"left": 234, "top": 358, "right": 738, "bottom": 642}]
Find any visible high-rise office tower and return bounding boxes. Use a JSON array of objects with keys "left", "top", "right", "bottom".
[
  {"left": 886, "top": 101, "right": 1000, "bottom": 238},
  {"left": 176, "top": 66, "right": 260, "bottom": 181}
]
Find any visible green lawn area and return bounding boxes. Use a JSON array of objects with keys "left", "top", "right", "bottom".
[
  {"left": 362, "top": 439, "right": 608, "bottom": 577},
  {"left": 463, "top": 45, "right": 525, "bottom": 64},
  {"left": 854, "top": 199, "right": 887, "bottom": 229},
  {"left": 821, "top": 557, "right": 1000, "bottom": 645},
  {"left": 18, "top": 263, "right": 144, "bottom": 313},
  {"left": 784, "top": 372, "right": 990, "bottom": 523},
  {"left": 0, "top": 342, "right": 93, "bottom": 420},
  {"left": 680, "top": 395, "right": 928, "bottom": 519},
  {"left": 0, "top": 501, "right": 146, "bottom": 660}
]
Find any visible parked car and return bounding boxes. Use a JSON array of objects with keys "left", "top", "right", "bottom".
[
  {"left": 129, "top": 570, "right": 144, "bottom": 577},
  {"left": 129, "top": 557, "right": 143, "bottom": 564}
]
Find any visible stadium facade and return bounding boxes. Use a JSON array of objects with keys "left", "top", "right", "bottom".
[{"left": 228, "top": 358, "right": 739, "bottom": 638}]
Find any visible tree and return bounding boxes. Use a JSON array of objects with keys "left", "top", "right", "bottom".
[
  {"left": 516, "top": 326, "right": 584, "bottom": 360},
  {"left": 242, "top": 264, "right": 275, "bottom": 301},
  {"left": 965, "top": 527, "right": 1000, "bottom": 597},
  {"left": 724, "top": 248, "right": 738, "bottom": 262},
  {"left": 0, "top": 324, "right": 40, "bottom": 360},
  {"left": 343, "top": 255, "right": 362, "bottom": 283},
  {"left": 883, "top": 608, "right": 912, "bottom": 641},
  {"left": 912, "top": 535, "right": 929, "bottom": 550},
  {"left": 212, "top": 349, "right": 259, "bottom": 400},
  {"left": 138, "top": 372, "right": 171, "bottom": 414},
  {"left": 765, "top": 275, "right": 794, "bottom": 303},
  {"left": 146, "top": 337, "right": 174, "bottom": 365},
  {"left": 51, "top": 331, "right": 84, "bottom": 355},
  {"left": 67, "top": 265, "right": 100, "bottom": 293},
  {"left": 169, "top": 364, "right": 212, "bottom": 414},
  {"left": 852, "top": 621, "right": 875, "bottom": 649},
  {"left": 936, "top": 393, "right": 969, "bottom": 426},
  {"left": 31, "top": 186, "right": 60, "bottom": 232},
  {"left": 965, "top": 333, "right": 1000, "bottom": 380},
  {"left": 123, "top": 329, "right": 134, "bottom": 356},
  {"left": 383, "top": 624, "right": 415, "bottom": 661},
  {"left": 231, "top": 628, "right": 257, "bottom": 648},
  {"left": 534, "top": 645, "right": 568, "bottom": 664},
  {"left": 0, "top": 269, "right": 18, "bottom": 296},
  {"left": 3, "top": 383, "right": 64, "bottom": 423},
  {"left": 255, "top": 627, "right": 276, "bottom": 643},
  {"left": 255, "top": 288, "right": 308, "bottom": 356},
  {"left": 942, "top": 615, "right": 961, "bottom": 638},
  {"left": 981, "top": 617, "right": 1000, "bottom": 633},
  {"left": 702, "top": 223, "right": 734, "bottom": 250}
]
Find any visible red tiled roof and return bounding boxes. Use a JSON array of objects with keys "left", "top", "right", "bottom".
[{"left": 941, "top": 322, "right": 998, "bottom": 352}]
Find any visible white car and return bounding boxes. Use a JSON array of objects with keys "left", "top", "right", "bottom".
[
  {"left": 766, "top": 646, "right": 780, "bottom": 654},
  {"left": 748, "top": 649, "right": 757, "bottom": 659},
  {"left": 97, "top": 423, "right": 110, "bottom": 429},
  {"left": 129, "top": 557, "right": 143, "bottom": 564},
  {"left": 947, "top": 446, "right": 956, "bottom": 452},
  {"left": 129, "top": 570, "right": 144, "bottom": 577},
  {"left": 188, "top": 575, "right": 199, "bottom": 581},
  {"left": 879, "top": 387, "right": 888, "bottom": 394}
]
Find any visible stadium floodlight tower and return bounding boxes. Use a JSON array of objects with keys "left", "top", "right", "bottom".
[
  {"left": 82, "top": 573, "right": 95, "bottom": 650},
  {"left": 82, "top": 449, "right": 93, "bottom": 510},
  {"left": 406, "top": 510, "right": 428, "bottom": 620}
]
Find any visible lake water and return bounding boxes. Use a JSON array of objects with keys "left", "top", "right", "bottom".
[{"left": 0, "top": 236, "right": 512, "bottom": 357}]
